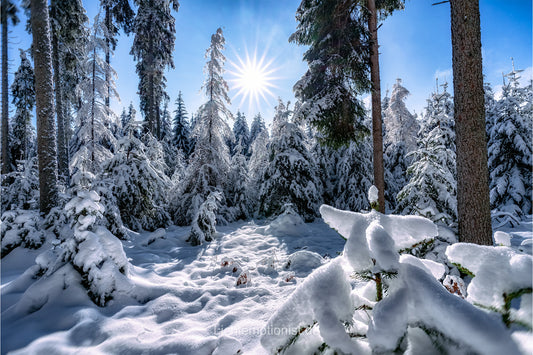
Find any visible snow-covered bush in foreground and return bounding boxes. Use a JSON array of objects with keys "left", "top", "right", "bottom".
[
  {"left": 262, "top": 200, "right": 526, "bottom": 354},
  {"left": 446, "top": 242, "right": 532, "bottom": 329},
  {"left": 188, "top": 191, "right": 222, "bottom": 246},
  {"left": 44, "top": 191, "right": 131, "bottom": 306},
  {"left": 1, "top": 209, "right": 42, "bottom": 257}
]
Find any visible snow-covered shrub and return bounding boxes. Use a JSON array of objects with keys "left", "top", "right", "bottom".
[
  {"left": 262, "top": 189, "right": 523, "bottom": 354},
  {"left": 1, "top": 157, "right": 39, "bottom": 213},
  {"left": 1, "top": 209, "right": 43, "bottom": 257},
  {"left": 53, "top": 190, "right": 130, "bottom": 305},
  {"left": 265, "top": 203, "right": 310, "bottom": 237},
  {"left": 446, "top": 243, "right": 532, "bottom": 329},
  {"left": 188, "top": 191, "right": 222, "bottom": 246}
]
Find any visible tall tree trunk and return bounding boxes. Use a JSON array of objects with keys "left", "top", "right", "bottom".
[
  {"left": 50, "top": 11, "right": 68, "bottom": 184},
  {"left": 367, "top": 0, "right": 385, "bottom": 213},
  {"left": 30, "top": 0, "right": 58, "bottom": 214},
  {"left": 91, "top": 45, "right": 96, "bottom": 169},
  {"left": 105, "top": 5, "right": 111, "bottom": 111},
  {"left": 1, "top": 0, "right": 11, "bottom": 174},
  {"left": 450, "top": 0, "right": 492, "bottom": 245}
]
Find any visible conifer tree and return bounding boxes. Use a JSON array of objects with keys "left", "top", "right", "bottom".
[
  {"left": 383, "top": 140, "right": 407, "bottom": 212},
  {"left": 249, "top": 113, "right": 267, "bottom": 144},
  {"left": 259, "top": 101, "right": 321, "bottom": 221},
  {"left": 247, "top": 129, "right": 269, "bottom": 215},
  {"left": 232, "top": 111, "right": 250, "bottom": 155},
  {"left": 131, "top": 0, "right": 179, "bottom": 138},
  {"left": 100, "top": 0, "right": 135, "bottom": 109},
  {"left": 160, "top": 94, "right": 176, "bottom": 174},
  {"left": 103, "top": 131, "right": 171, "bottom": 231},
  {"left": 289, "top": 0, "right": 370, "bottom": 147},
  {"left": 10, "top": 49, "right": 35, "bottom": 165},
  {"left": 226, "top": 144, "right": 250, "bottom": 220},
  {"left": 49, "top": 0, "right": 88, "bottom": 183},
  {"left": 396, "top": 96, "right": 457, "bottom": 225},
  {"left": 173, "top": 28, "right": 232, "bottom": 230},
  {"left": 333, "top": 137, "right": 373, "bottom": 212},
  {"left": 173, "top": 91, "right": 191, "bottom": 158},
  {"left": 70, "top": 12, "right": 118, "bottom": 181},
  {"left": 383, "top": 78, "right": 419, "bottom": 155},
  {"left": 487, "top": 64, "right": 532, "bottom": 225}
]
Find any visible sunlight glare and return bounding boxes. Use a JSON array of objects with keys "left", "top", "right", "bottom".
[{"left": 228, "top": 49, "right": 279, "bottom": 114}]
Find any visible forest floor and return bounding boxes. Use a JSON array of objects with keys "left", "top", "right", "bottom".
[{"left": 1, "top": 212, "right": 531, "bottom": 354}]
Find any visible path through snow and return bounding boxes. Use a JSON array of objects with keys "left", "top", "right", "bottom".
[{"left": 1, "top": 215, "right": 345, "bottom": 354}]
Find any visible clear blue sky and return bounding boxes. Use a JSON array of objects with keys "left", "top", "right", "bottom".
[{"left": 7, "top": 0, "right": 532, "bottom": 128}]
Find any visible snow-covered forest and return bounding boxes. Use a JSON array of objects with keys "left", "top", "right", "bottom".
[{"left": 1, "top": 0, "right": 532, "bottom": 354}]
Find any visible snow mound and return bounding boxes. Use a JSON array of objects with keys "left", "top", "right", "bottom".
[
  {"left": 285, "top": 250, "right": 324, "bottom": 276},
  {"left": 494, "top": 231, "right": 512, "bottom": 246},
  {"left": 265, "top": 207, "right": 310, "bottom": 237}
]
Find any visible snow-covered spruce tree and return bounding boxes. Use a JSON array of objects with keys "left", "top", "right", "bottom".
[
  {"left": 290, "top": 0, "right": 370, "bottom": 147},
  {"left": 383, "top": 78, "right": 419, "bottom": 156},
  {"left": 247, "top": 129, "right": 269, "bottom": 216},
  {"left": 50, "top": 0, "right": 89, "bottom": 183},
  {"left": 484, "top": 81, "right": 497, "bottom": 138},
  {"left": 131, "top": 0, "right": 178, "bottom": 138},
  {"left": 333, "top": 135, "right": 373, "bottom": 212},
  {"left": 308, "top": 128, "right": 336, "bottom": 206},
  {"left": 487, "top": 65, "right": 532, "bottom": 226},
  {"left": 52, "top": 188, "right": 130, "bottom": 306},
  {"left": 70, "top": 11, "right": 118, "bottom": 178},
  {"left": 262, "top": 197, "right": 521, "bottom": 354},
  {"left": 173, "top": 28, "right": 233, "bottom": 230},
  {"left": 172, "top": 90, "right": 191, "bottom": 159},
  {"left": 103, "top": 130, "right": 171, "bottom": 231},
  {"left": 99, "top": 0, "right": 135, "bottom": 109},
  {"left": 232, "top": 111, "right": 250, "bottom": 156},
  {"left": 259, "top": 101, "right": 321, "bottom": 222},
  {"left": 396, "top": 108, "right": 457, "bottom": 226},
  {"left": 1, "top": 157, "right": 39, "bottom": 213},
  {"left": 188, "top": 191, "right": 222, "bottom": 246},
  {"left": 159, "top": 94, "right": 176, "bottom": 174},
  {"left": 384, "top": 140, "right": 408, "bottom": 212},
  {"left": 226, "top": 144, "right": 250, "bottom": 221},
  {"left": 10, "top": 49, "right": 35, "bottom": 165},
  {"left": 249, "top": 112, "right": 267, "bottom": 146}
]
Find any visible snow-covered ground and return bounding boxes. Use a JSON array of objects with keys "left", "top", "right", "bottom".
[
  {"left": 1, "top": 212, "right": 531, "bottom": 354},
  {"left": 1, "top": 212, "right": 345, "bottom": 354}
]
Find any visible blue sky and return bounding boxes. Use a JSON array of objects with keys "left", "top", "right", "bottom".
[{"left": 7, "top": 0, "right": 532, "bottom": 128}]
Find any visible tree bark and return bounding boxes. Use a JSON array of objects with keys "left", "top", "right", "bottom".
[
  {"left": 30, "top": 0, "right": 58, "bottom": 214},
  {"left": 105, "top": 5, "right": 111, "bottom": 110},
  {"left": 1, "top": 0, "right": 11, "bottom": 174},
  {"left": 367, "top": 0, "right": 386, "bottom": 213},
  {"left": 50, "top": 5, "right": 69, "bottom": 184},
  {"left": 450, "top": 0, "right": 492, "bottom": 245}
]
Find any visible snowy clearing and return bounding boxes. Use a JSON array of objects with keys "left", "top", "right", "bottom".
[{"left": 2, "top": 215, "right": 345, "bottom": 354}]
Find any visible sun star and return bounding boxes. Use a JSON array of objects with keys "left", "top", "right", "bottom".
[{"left": 228, "top": 48, "right": 278, "bottom": 114}]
